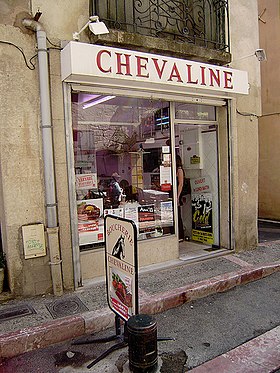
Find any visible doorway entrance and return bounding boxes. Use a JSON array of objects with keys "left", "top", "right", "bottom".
[{"left": 173, "top": 102, "right": 226, "bottom": 261}]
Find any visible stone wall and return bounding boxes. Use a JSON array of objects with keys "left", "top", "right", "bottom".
[
  {"left": 229, "top": 0, "right": 261, "bottom": 250},
  {"left": 258, "top": 0, "right": 280, "bottom": 221}
]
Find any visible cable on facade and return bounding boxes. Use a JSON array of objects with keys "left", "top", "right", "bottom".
[
  {"left": 260, "top": 112, "right": 280, "bottom": 117},
  {"left": 46, "top": 37, "right": 62, "bottom": 50},
  {"left": 236, "top": 109, "right": 259, "bottom": 118},
  {"left": 0, "top": 40, "right": 37, "bottom": 70},
  {"left": 237, "top": 109, "right": 280, "bottom": 118}
]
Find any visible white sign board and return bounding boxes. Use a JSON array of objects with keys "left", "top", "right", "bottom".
[
  {"left": 76, "top": 173, "right": 98, "bottom": 190},
  {"left": 105, "top": 215, "right": 138, "bottom": 321},
  {"left": 22, "top": 223, "right": 46, "bottom": 259},
  {"left": 190, "top": 176, "right": 212, "bottom": 194},
  {"left": 61, "top": 42, "right": 249, "bottom": 95}
]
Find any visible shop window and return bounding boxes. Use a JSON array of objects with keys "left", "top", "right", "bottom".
[
  {"left": 175, "top": 103, "right": 216, "bottom": 121},
  {"left": 71, "top": 93, "right": 175, "bottom": 249}
]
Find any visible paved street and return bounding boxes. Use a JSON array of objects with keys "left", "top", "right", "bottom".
[{"left": 1, "top": 271, "right": 279, "bottom": 372}]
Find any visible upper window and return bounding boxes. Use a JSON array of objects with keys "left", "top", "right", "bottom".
[
  {"left": 91, "top": 0, "right": 229, "bottom": 51},
  {"left": 71, "top": 93, "right": 175, "bottom": 249}
]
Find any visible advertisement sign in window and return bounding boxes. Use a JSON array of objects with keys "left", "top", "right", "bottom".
[
  {"left": 160, "top": 165, "right": 172, "bottom": 191},
  {"left": 192, "top": 193, "right": 213, "bottom": 244},
  {"left": 77, "top": 198, "right": 104, "bottom": 245},
  {"left": 138, "top": 205, "right": 156, "bottom": 234},
  {"left": 76, "top": 173, "right": 98, "bottom": 190}
]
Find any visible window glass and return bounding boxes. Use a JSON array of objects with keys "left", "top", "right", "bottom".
[
  {"left": 71, "top": 93, "right": 175, "bottom": 249},
  {"left": 175, "top": 103, "right": 216, "bottom": 121}
]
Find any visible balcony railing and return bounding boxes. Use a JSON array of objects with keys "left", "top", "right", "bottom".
[{"left": 90, "top": 0, "right": 229, "bottom": 51}]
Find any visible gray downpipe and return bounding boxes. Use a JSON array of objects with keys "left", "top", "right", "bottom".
[{"left": 22, "top": 19, "right": 63, "bottom": 296}]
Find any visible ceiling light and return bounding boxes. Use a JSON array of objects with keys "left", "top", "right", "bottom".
[
  {"left": 73, "top": 16, "right": 109, "bottom": 41},
  {"left": 82, "top": 95, "right": 116, "bottom": 109}
]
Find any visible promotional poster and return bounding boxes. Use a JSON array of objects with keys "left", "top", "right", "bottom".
[{"left": 192, "top": 193, "right": 214, "bottom": 244}]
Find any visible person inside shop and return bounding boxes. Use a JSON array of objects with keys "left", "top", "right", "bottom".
[
  {"left": 108, "top": 172, "right": 123, "bottom": 208},
  {"left": 83, "top": 190, "right": 94, "bottom": 200},
  {"left": 176, "top": 154, "right": 185, "bottom": 242}
]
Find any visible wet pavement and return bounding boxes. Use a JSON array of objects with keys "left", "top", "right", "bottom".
[
  {"left": 1, "top": 271, "right": 280, "bottom": 372},
  {"left": 0, "top": 219, "right": 279, "bottom": 372}
]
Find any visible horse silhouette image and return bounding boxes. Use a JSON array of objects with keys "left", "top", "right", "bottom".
[{"left": 111, "top": 235, "right": 125, "bottom": 259}]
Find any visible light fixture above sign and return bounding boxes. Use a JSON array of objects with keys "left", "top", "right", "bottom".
[
  {"left": 233, "top": 49, "right": 267, "bottom": 62},
  {"left": 73, "top": 16, "right": 109, "bottom": 41}
]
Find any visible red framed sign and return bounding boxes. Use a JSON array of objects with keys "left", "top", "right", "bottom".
[{"left": 105, "top": 215, "right": 139, "bottom": 321}]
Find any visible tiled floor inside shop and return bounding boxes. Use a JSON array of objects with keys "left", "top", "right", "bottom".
[{"left": 179, "top": 241, "right": 228, "bottom": 262}]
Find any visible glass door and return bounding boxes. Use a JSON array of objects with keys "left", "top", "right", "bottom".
[{"left": 173, "top": 102, "right": 222, "bottom": 257}]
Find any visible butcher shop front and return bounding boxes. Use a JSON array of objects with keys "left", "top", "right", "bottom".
[{"left": 61, "top": 41, "right": 248, "bottom": 284}]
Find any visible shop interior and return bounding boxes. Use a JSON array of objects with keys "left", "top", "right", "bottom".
[{"left": 71, "top": 93, "right": 226, "bottom": 260}]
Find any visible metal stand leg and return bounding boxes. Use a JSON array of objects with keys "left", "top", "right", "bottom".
[
  {"left": 72, "top": 315, "right": 128, "bottom": 370},
  {"left": 87, "top": 340, "right": 127, "bottom": 369}
]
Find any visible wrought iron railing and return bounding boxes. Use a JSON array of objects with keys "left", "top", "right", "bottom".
[{"left": 90, "top": 0, "right": 229, "bottom": 51}]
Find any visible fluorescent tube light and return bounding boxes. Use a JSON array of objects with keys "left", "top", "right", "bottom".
[{"left": 83, "top": 95, "right": 116, "bottom": 109}]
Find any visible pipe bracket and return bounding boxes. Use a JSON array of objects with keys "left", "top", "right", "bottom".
[{"left": 49, "top": 260, "right": 62, "bottom": 266}]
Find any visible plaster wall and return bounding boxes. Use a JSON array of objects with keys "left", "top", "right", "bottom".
[
  {"left": 258, "top": 1, "right": 280, "bottom": 220},
  {"left": 229, "top": 0, "right": 261, "bottom": 250},
  {"left": 0, "top": 24, "right": 51, "bottom": 295},
  {"left": 0, "top": 0, "right": 261, "bottom": 295},
  {"left": 0, "top": 0, "right": 89, "bottom": 295}
]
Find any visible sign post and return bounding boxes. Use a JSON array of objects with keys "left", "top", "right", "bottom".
[
  {"left": 105, "top": 215, "right": 139, "bottom": 321},
  {"left": 74, "top": 215, "right": 139, "bottom": 369}
]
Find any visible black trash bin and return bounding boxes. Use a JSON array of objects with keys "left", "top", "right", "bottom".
[{"left": 127, "top": 314, "right": 158, "bottom": 372}]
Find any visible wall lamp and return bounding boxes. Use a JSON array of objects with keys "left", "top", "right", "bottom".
[
  {"left": 73, "top": 16, "right": 109, "bottom": 41},
  {"left": 254, "top": 49, "right": 267, "bottom": 61},
  {"left": 233, "top": 48, "right": 267, "bottom": 62}
]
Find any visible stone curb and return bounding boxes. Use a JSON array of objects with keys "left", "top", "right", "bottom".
[
  {"left": 0, "top": 262, "right": 279, "bottom": 360},
  {"left": 140, "top": 262, "right": 280, "bottom": 315},
  {"left": 190, "top": 325, "right": 280, "bottom": 372}
]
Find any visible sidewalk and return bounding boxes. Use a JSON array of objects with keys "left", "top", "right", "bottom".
[
  {"left": 191, "top": 325, "right": 280, "bottom": 373},
  {"left": 0, "top": 238, "right": 279, "bottom": 369}
]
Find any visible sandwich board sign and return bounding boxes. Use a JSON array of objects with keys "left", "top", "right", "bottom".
[{"left": 105, "top": 215, "right": 139, "bottom": 321}]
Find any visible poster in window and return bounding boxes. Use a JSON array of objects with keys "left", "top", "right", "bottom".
[
  {"left": 104, "top": 208, "right": 124, "bottom": 218},
  {"left": 77, "top": 198, "right": 104, "bottom": 245},
  {"left": 125, "top": 206, "right": 138, "bottom": 222},
  {"left": 191, "top": 193, "right": 213, "bottom": 244},
  {"left": 160, "top": 201, "right": 173, "bottom": 226},
  {"left": 160, "top": 165, "right": 172, "bottom": 191},
  {"left": 138, "top": 205, "right": 155, "bottom": 233},
  {"left": 76, "top": 173, "right": 98, "bottom": 190}
]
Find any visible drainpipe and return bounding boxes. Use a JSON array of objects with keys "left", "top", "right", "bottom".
[{"left": 22, "top": 18, "right": 63, "bottom": 296}]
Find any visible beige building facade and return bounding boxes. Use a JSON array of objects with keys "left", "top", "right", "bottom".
[
  {"left": 258, "top": 1, "right": 280, "bottom": 221},
  {"left": 0, "top": 0, "right": 261, "bottom": 297}
]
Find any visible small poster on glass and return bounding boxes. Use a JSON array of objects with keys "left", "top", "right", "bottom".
[{"left": 138, "top": 205, "right": 156, "bottom": 234}]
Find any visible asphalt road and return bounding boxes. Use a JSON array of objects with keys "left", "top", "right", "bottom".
[{"left": 1, "top": 271, "right": 280, "bottom": 372}]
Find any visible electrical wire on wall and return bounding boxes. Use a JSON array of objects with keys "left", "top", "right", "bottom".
[
  {"left": 46, "top": 37, "right": 62, "bottom": 50},
  {"left": 237, "top": 109, "right": 280, "bottom": 118},
  {"left": 0, "top": 40, "right": 37, "bottom": 70},
  {"left": 0, "top": 37, "right": 61, "bottom": 71},
  {"left": 236, "top": 109, "right": 258, "bottom": 118}
]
